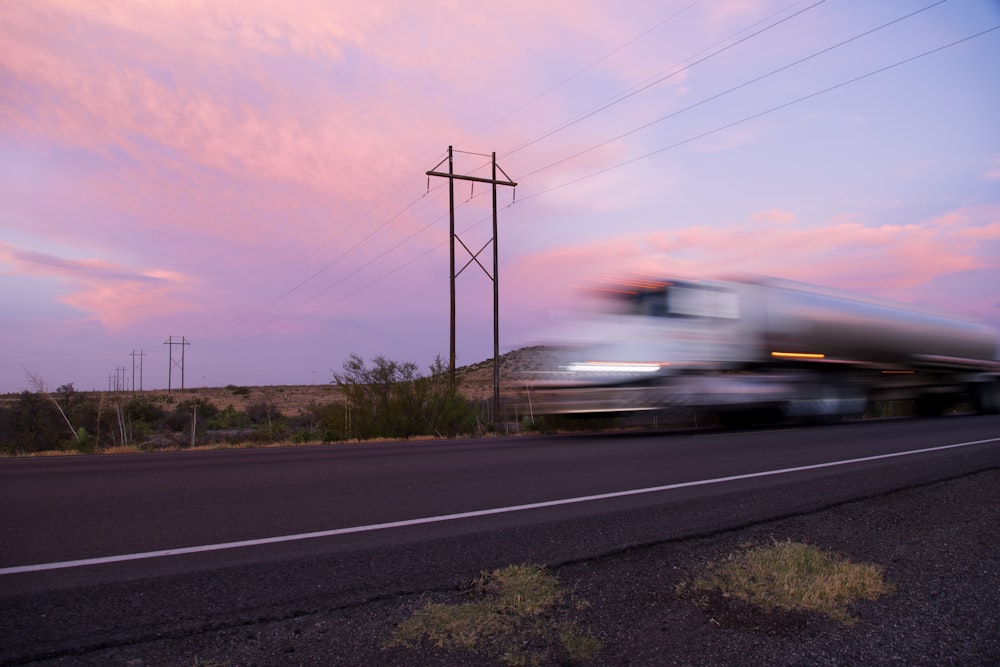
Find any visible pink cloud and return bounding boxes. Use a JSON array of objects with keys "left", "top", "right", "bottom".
[
  {"left": 0, "top": 242, "right": 198, "bottom": 331},
  {"left": 510, "top": 205, "right": 1000, "bottom": 314},
  {"left": 2, "top": 4, "right": 428, "bottom": 199}
]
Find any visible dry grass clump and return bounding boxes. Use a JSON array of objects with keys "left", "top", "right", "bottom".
[
  {"left": 680, "top": 539, "right": 894, "bottom": 625},
  {"left": 10, "top": 449, "right": 83, "bottom": 457},
  {"left": 388, "top": 564, "right": 602, "bottom": 666},
  {"left": 100, "top": 445, "right": 144, "bottom": 455}
]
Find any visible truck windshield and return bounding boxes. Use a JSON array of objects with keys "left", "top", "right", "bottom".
[{"left": 625, "top": 284, "right": 739, "bottom": 319}]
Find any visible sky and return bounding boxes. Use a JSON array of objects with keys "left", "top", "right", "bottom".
[{"left": 1, "top": 0, "right": 999, "bottom": 393}]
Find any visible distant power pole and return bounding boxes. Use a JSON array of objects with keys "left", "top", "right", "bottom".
[
  {"left": 163, "top": 336, "right": 190, "bottom": 392},
  {"left": 426, "top": 146, "right": 516, "bottom": 418},
  {"left": 130, "top": 349, "right": 146, "bottom": 392}
]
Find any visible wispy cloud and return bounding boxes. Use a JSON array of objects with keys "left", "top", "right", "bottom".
[
  {"left": 0, "top": 242, "right": 196, "bottom": 330},
  {"left": 512, "top": 204, "right": 1000, "bottom": 306}
]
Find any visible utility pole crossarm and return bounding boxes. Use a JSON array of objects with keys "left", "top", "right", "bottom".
[{"left": 425, "top": 170, "right": 517, "bottom": 188}]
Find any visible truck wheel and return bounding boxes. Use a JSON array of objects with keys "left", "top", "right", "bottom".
[
  {"left": 783, "top": 383, "right": 867, "bottom": 423},
  {"left": 972, "top": 381, "right": 1000, "bottom": 415},
  {"left": 720, "top": 406, "right": 783, "bottom": 428},
  {"left": 915, "top": 393, "right": 949, "bottom": 417}
]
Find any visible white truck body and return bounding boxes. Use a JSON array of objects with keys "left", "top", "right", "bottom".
[{"left": 523, "top": 276, "right": 1000, "bottom": 420}]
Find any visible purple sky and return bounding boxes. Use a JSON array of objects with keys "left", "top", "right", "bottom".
[{"left": 2, "top": 0, "right": 999, "bottom": 393}]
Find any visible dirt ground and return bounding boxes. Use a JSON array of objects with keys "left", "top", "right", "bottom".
[{"left": 143, "top": 347, "right": 554, "bottom": 416}]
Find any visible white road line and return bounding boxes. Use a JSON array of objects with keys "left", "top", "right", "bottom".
[{"left": 3, "top": 436, "right": 998, "bottom": 576}]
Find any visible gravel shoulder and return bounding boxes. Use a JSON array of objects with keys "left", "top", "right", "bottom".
[{"left": 26, "top": 467, "right": 1000, "bottom": 666}]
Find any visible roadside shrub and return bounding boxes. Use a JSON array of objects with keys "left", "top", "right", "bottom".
[
  {"left": 158, "top": 398, "right": 218, "bottom": 443},
  {"left": 245, "top": 395, "right": 280, "bottom": 426},
  {"left": 125, "top": 394, "right": 166, "bottom": 433},
  {"left": 305, "top": 400, "right": 348, "bottom": 442},
  {"left": 2, "top": 391, "right": 70, "bottom": 454},
  {"left": 333, "top": 354, "right": 479, "bottom": 440},
  {"left": 206, "top": 404, "right": 249, "bottom": 430}
]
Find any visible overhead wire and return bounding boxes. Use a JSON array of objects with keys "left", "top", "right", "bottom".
[
  {"left": 286, "top": 195, "right": 509, "bottom": 326},
  {"left": 296, "top": 205, "right": 512, "bottom": 324},
  {"left": 501, "top": 0, "right": 827, "bottom": 158},
  {"left": 513, "top": 24, "right": 1000, "bottom": 203},
  {"left": 226, "top": 186, "right": 450, "bottom": 337},
  {"left": 518, "top": 0, "right": 949, "bottom": 180},
  {"left": 218, "top": 187, "right": 448, "bottom": 336},
  {"left": 459, "top": 0, "right": 706, "bottom": 145}
]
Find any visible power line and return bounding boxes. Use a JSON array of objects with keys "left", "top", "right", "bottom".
[
  {"left": 514, "top": 24, "right": 1000, "bottom": 203},
  {"left": 231, "top": 192, "right": 454, "bottom": 338},
  {"left": 460, "top": 0, "right": 707, "bottom": 145},
  {"left": 221, "top": 183, "right": 452, "bottom": 339},
  {"left": 519, "top": 0, "right": 949, "bottom": 181},
  {"left": 501, "top": 0, "right": 828, "bottom": 158},
  {"left": 218, "top": 153, "right": 454, "bottom": 338},
  {"left": 274, "top": 186, "right": 517, "bottom": 343}
]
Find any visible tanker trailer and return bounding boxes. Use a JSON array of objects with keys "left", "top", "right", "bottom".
[{"left": 521, "top": 275, "right": 1000, "bottom": 421}]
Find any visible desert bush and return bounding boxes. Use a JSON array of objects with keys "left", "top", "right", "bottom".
[
  {"left": 245, "top": 395, "right": 280, "bottom": 426},
  {"left": 305, "top": 400, "right": 348, "bottom": 442},
  {"left": 152, "top": 398, "right": 218, "bottom": 446},
  {"left": 0, "top": 391, "right": 70, "bottom": 454},
  {"left": 207, "top": 404, "right": 250, "bottom": 430},
  {"left": 123, "top": 394, "right": 166, "bottom": 438},
  {"left": 333, "top": 354, "right": 479, "bottom": 440}
]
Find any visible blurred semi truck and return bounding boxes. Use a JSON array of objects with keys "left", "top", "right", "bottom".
[{"left": 522, "top": 275, "right": 1000, "bottom": 422}]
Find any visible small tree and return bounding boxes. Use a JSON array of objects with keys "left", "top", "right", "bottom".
[
  {"left": 334, "top": 354, "right": 417, "bottom": 439},
  {"left": 333, "top": 354, "right": 477, "bottom": 440}
]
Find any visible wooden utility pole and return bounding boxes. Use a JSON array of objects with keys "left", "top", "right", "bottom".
[
  {"left": 426, "top": 146, "right": 516, "bottom": 419},
  {"left": 164, "top": 336, "right": 190, "bottom": 392},
  {"left": 130, "top": 349, "right": 146, "bottom": 392}
]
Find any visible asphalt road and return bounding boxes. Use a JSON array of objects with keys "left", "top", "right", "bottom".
[{"left": 2, "top": 416, "right": 999, "bottom": 663}]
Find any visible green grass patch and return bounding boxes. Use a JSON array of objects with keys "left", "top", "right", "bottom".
[
  {"left": 679, "top": 539, "right": 894, "bottom": 625},
  {"left": 388, "top": 564, "right": 601, "bottom": 665}
]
